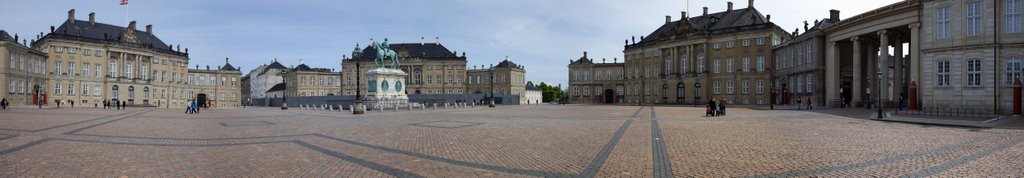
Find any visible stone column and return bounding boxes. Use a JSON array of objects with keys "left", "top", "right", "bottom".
[
  {"left": 893, "top": 34, "right": 904, "bottom": 98},
  {"left": 851, "top": 37, "right": 862, "bottom": 106},
  {"left": 826, "top": 41, "right": 840, "bottom": 107},
  {"left": 908, "top": 23, "right": 921, "bottom": 107},
  {"left": 878, "top": 30, "right": 889, "bottom": 106}
]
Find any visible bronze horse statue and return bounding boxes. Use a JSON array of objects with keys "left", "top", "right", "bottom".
[{"left": 373, "top": 39, "right": 399, "bottom": 69}]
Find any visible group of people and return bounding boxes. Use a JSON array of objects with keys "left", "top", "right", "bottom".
[
  {"left": 706, "top": 99, "right": 726, "bottom": 116},
  {"left": 102, "top": 100, "right": 127, "bottom": 110},
  {"left": 185, "top": 101, "right": 201, "bottom": 114},
  {"left": 795, "top": 96, "right": 813, "bottom": 110}
]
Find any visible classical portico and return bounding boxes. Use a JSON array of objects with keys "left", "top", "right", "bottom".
[{"left": 824, "top": 0, "right": 920, "bottom": 108}]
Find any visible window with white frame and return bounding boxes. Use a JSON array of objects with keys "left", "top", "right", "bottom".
[
  {"left": 83, "top": 49, "right": 91, "bottom": 56},
  {"left": 967, "top": 2, "right": 983, "bottom": 36},
  {"left": 797, "top": 75, "right": 804, "bottom": 93},
  {"left": 95, "top": 50, "right": 103, "bottom": 57},
  {"left": 1007, "top": 57, "right": 1022, "bottom": 85},
  {"left": 82, "top": 63, "right": 90, "bottom": 77},
  {"left": 727, "top": 80, "right": 734, "bottom": 94},
  {"left": 55, "top": 61, "right": 62, "bottom": 75},
  {"left": 141, "top": 63, "right": 148, "bottom": 79},
  {"left": 806, "top": 74, "right": 814, "bottom": 93},
  {"left": 757, "top": 56, "right": 765, "bottom": 71},
  {"left": 806, "top": 43, "right": 814, "bottom": 64},
  {"left": 727, "top": 58, "right": 734, "bottom": 72},
  {"left": 726, "top": 41, "right": 734, "bottom": 48},
  {"left": 937, "top": 7, "right": 951, "bottom": 39},
  {"left": 937, "top": 60, "right": 951, "bottom": 86},
  {"left": 681, "top": 56, "right": 688, "bottom": 74},
  {"left": 756, "top": 80, "right": 765, "bottom": 94},
  {"left": 713, "top": 43, "right": 721, "bottom": 49},
  {"left": 94, "top": 84, "right": 100, "bottom": 96},
  {"left": 109, "top": 59, "right": 117, "bottom": 77},
  {"left": 584, "top": 86, "right": 590, "bottom": 96},
  {"left": 698, "top": 56, "right": 706, "bottom": 73},
  {"left": 8, "top": 53, "right": 13, "bottom": 69},
  {"left": 7, "top": 79, "right": 13, "bottom": 94},
  {"left": 713, "top": 81, "right": 721, "bottom": 94},
  {"left": 18, "top": 80, "right": 23, "bottom": 94},
  {"left": 82, "top": 84, "right": 89, "bottom": 96},
  {"left": 665, "top": 57, "right": 673, "bottom": 74},
  {"left": 54, "top": 46, "right": 63, "bottom": 53},
  {"left": 1009, "top": 0, "right": 1023, "bottom": 33},
  {"left": 742, "top": 39, "right": 750, "bottom": 46},
  {"left": 68, "top": 47, "right": 76, "bottom": 54},
  {"left": 742, "top": 80, "right": 750, "bottom": 94},
  {"left": 967, "top": 59, "right": 982, "bottom": 86},
  {"left": 573, "top": 86, "right": 579, "bottom": 96},
  {"left": 67, "top": 62, "right": 75, "bottom": 75},
  {"left": 95, "top": 64, "right": 101, "bottom": 77},
  {"left": 742, "top": 57, "right": 750, "bottom": 72},
  {"left": 756, "top": 38, "right": 765, "bottom": 45},
  {"left": 713, "top": 59, "right": 720, "bottom": 73},
  {"left": 54, "top": 82, "right": 61, "bottom": 95}
]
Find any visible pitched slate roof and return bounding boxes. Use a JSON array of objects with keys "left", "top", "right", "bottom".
[
  {"left": 41, "top": 19, "right": 185, "bottom": 56},
  {"left": 347, "top": 43, "right": 466, "bottom": 62},
  {"left": 495, "top": 58, "right": 524, "bottom": 70},
  {"left": 0, "top": 30, "right": 30, "bottom": 49},
  {"left": 638, "top": 8, "right": 769, "bottom": 44},
  {"left": 525, "top": 85, "right": 541, "bottom": 91},
  {"left": 220, "top": 58, "right": 238, "bottom": 71},
  {"left": 267, "top": 83, "right": 286, "bottom": 93}
]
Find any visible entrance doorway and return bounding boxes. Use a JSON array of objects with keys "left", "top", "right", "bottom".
[
  {"left": 604, "top": 89, "right": 615, "bottom": 103},
  {"left": 197, "top": 93, "right": 208, "bottom": 108}
]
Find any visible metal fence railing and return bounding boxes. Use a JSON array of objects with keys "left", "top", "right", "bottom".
[{"left": 894, "top": 106, "right": 1000, "bottom": 118}]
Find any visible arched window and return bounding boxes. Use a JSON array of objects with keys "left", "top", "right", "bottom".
[
  {"left": 677, "top": 83, "right": 685, "bottom": 103},
  {"left": 111, "top": 85, "right": 119, "bottom": 100},
  {"left": 128, "top": 86, "right": 135, "bottom": 104},
  {"left": 108, "top": 59, "right": 118, "bottom": 77}
]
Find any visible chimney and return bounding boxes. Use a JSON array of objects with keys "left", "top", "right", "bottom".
[
  {"left": 703, "top": 7, "right": 709, "bottom": 16},
  {"left": 583, "top": 51, "right": 588, "bottom": 58},
  {"left": 665, "top": 15, "right": 672, "bottom": 24},
  {"left": 68, "top": 9, "right": 75, "bottom": 23},
  {"left": 830, "top": 9, "right": 841, "bottom": 21},
  {"left": 89, "top": 12, "right": 95, "bottom": 25},
  {"left": 727, "top": 2, "right": 734, "bottom": 11},
  {"left": 146, "top": 24, "right": 153, "bottom": 35},
  {"left": 748, "top": 0, "right": 754, "bottom": 8},
  {"left": 682, "top": 11, "right": 687, "bottom": 18},
  {"left": 128, "top": 21, "right": 137, "bottom": 31},
  {"left": 435, "top": 37, "right": 440, "bottom": 45}
]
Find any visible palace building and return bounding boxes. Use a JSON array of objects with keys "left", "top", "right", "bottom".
[
  {"left": 1, "top": 30, "right": 49, "bottom": 105},
  {"left": 466, "top": 57, "right": 527, "bottom": 99},
  {"left": 567, "top": 52, "right": 625, "bottom": 104},
  {"left": 186, "top": 58, "right": 242, "bottom": 108},
  {"left": 615, "top": 0, "right": 789, "bottom": 105},
  {"left": 771, "top": 11, "right": 839, "bottom": 107},
  {"left": 342, "top": 42, "right": 468, "bottom": 96},
  {"left": 282, "top": 60, "right": 340, "bottom": 97},
  {"left": 33, "top": 9, "right": 193, "bottom": 107}
]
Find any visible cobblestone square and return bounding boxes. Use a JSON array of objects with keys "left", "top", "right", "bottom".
[{"left": 0, "top": 105, "right": 1022, "bottom": 177}]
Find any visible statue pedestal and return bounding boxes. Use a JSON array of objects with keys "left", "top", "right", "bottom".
[{"left": 364, "top": 68, "right": 409, "bottom": 109}]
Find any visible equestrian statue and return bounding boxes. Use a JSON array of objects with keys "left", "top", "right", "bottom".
[{"left": 372, "top": 38, "right": 400, "bottom": 69}]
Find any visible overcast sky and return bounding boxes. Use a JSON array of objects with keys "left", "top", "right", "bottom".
[{"left": 1, "top": 0, "right": 900, "bottom": 87}]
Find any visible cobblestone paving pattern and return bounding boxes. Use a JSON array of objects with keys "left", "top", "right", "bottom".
[{"left": 0, "top": 105, "right": 1021, "bottom": 177}]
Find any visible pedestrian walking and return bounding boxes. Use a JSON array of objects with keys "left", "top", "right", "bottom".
[
  {"left": 191, "top": 101, "right": 199, "bottom": 114},
  {"left": 70, "top": 100, "right": 75, "bottom": 108},
  {"left": 708, "top": 99, "right": 718, "bottom": 116},
  {"left": 806, "top": 97, "right": 813, "bottom": 110},
  {"left": 718, "top": 100, "right": 726, "bottom": 116},
  {"left": 796, "top": 96, "right": 802, "bottom": 110},
  {"left": 121, "top": 101, "right": 126, "bottom": 110},
  {"left": 1, "top": 98, "right": 7, "bottom": 110}
]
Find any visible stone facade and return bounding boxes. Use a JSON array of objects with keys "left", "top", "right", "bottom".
[
  {"left": 282, "top": 62, "right": 340, "bottom": 97},
  {"left": 33, "top": 9, "right": 192, "bottom": 108},
  {"left": 466, "top": 57, "right": 526, "bottom": 98},
  {"left": 619, "top": 1, "right": 789, "bottom": 105},
  {"left": 567, "top": 52, "right": 625, "bottom": 104},
  {"left": 186, "top": 59, "right": 243, "bottom": 108},
  {"left": 772, "top": 15, "right": 836, "bottom": 107},
  {"left": 342, "top": 42, "right": 467, "bottom": 96},
  {"left": 0, "top": 30, "right": 49, "bottom": 105},
  {"left": 918, "top": 0, "right": 1024, "bottom": 114},
  {"left": 246, "top": 59, "right": 286, "bottom": 99}
]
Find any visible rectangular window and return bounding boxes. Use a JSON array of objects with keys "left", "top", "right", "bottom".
[
  {"left": 55, "top": 61, "right": 62, "bottom": 75},
  {"left": 967, "top": 2, "right": 983, "bottom": 36},
  {"left": 967, "top": 59, "right": 982, "bottom": 86},
  {"left": 742, "top": 80, "right": 750, "bottom": 94},
  {"left": 756, "top": 80, "right": 765, "bottom": 94},
  {"left": 806, "top": 43, "right": 814, "bottom": 64},
  {"left": 698, "top": 57, "right": 705, "bottom": 73},
  {"left": 681, "top": 57, "right": 688, "bottom": 74},
  {"left": 68, "top": 47, "right": 76, "bottom": 54},
  {"left": 806, "top": 74, "right": 814, "bottom": 93},
  {"left": 54, "top": 82, "right": 62, "bottom": 95},
  {"left": 742, "top": 39, "right": 750, "bottom": 47},
  {"left": 756, "top": 38, "right": 765, "bottom": 45},
  {"left": 67, "top": 84, "right": 74, "bottom": 96},
  {"left": 1007, "top": 57, "right": 1022, "bottom": 85},
  {"left": 55, "top": 46, "right": 63, "bottom": 53},
  {"left": 7, "top": 79, "right": 13, "bottom": 94},
  {"left": 1009, "top": 0, "right": 1023, "bottom": 33},
  {"left": 82, "top": 84, "right": 89, "bottom": 96},
  {"left": 757, "top": 56, "right": 766, "bottom": 71},
  {"left": 742, "top": 57, "right": 750, "bottom": 72},
  {"left": 937, "top": 7, "right": 951, "bottom": 39},
  {"left": 95, "top": 64, "right": 102, "bottom": 77},
  {"left": 713, "top": 81, "right": 721, "bottom": 94},
  {"left": 95, "top": 50, "right": 103, "bottom": 57},
  {"left": 726, "top": 41, "right": 734, "bottom": 48},
  {"left": 83, "top": 49, "right": 91, "bottom": 56},
  {"left": 67, "top": 62, "right": 75, "bottom": 75},
  {"left": 83, "top": 63, "right": 90, "bottom": 77},
  {"left": 94, "top": 84, "right": 101, "bottom": 96},
  {"left": 141, "top": 64, "right": 148, "bottom": 79},
  {"left": 937, "top": 61, "right": 951, "bottom": 86},
  {"left": 8, "top": 53, "right": 13, "bottom": 69},
  {"left": 713, "top": 59, "right": 721, "bottom": 73},
  {"left": 726, "top": 58, "right": 734, "bottom": 73},
  {"left": 713, "top": 43, "right": 721, "bottom": 49}
]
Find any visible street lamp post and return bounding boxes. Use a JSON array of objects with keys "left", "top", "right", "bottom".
[
  {"left": 877, "top": 70, "right": 884, "bottom": 119},
  {"left": 767, "top": 67, "right": 773, "bottom": 110},
  {"left": 489, "top": 66, "right": 495, "bottom": 107},
  {"left": 353, "top": 61, "right": 364, "bottom": 114}
]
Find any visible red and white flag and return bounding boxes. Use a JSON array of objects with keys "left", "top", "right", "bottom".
[{"left": 120, "top": 0, "right": 128, "bottom": 5}]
